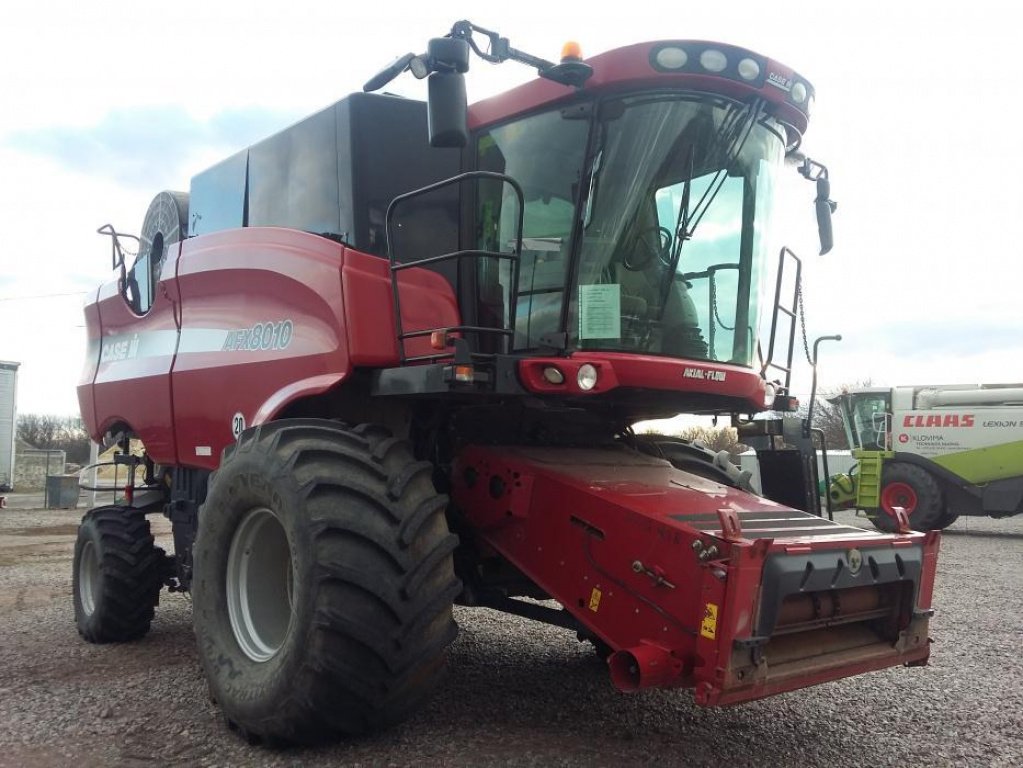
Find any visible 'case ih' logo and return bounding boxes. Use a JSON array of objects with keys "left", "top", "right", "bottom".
[
  {"left": 767, "top": 72, "right": 794, "bottom": 92},
  {"left": 101, "top": 334, "right": 140, "bottom": 363},
  {"left": 902, "top": 414, "right": 975, "bottom": 428}
]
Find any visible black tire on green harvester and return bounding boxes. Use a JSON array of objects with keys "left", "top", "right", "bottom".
[
  {"left": 872, "top": 462, "right": 947, "bottom": 532},
  {"left": 191, "top": 419, "right": 461, "bottom": 745},
  {"left": 73, "top": 506, "right": 165, "bottom": 642},
  {"left": 933, "top": 507, "right": 960, "bottom": 529}
]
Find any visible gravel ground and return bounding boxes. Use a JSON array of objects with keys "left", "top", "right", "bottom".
[{"left": 1, "top": 502, "right": 1021, "bottom": 768}]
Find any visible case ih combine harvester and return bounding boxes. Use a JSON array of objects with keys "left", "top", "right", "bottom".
[{"left": 75, "top": 22, "right": 940, "bottom": 744}]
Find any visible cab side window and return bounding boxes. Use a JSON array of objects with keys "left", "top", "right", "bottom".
[{"left": 123, "top": 233, "right": 163, "bottom": 315}]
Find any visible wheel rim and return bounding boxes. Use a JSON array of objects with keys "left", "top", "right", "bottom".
[
  {"left": 79, "top": 540, "right": 100, "bottom": 616},
  {"left": 227, "top": 507, "right": 294, "bottom": 662},
  {"left": 880, "top": 481, "right": 918, "bottom": 517}
]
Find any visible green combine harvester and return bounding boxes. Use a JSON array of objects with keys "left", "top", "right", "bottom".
[{"left": 829, "top": 384, "right": 1023, "bottom": 531}]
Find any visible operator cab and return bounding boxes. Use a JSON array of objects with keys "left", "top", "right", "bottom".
[
  {"left": 472, "top": 91, "right": 784, "bottom": 368},
  {"left": 375, "top": 32, "right": 834, "bottom": 420},
  {"left": 832, "top": 388, "right": 892, "bottom": 451}
]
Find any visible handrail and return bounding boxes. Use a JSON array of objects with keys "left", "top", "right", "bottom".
[
  {"left": 385, "top": 171, "right": 525, "bottom": 363},
  {"left": 763, "top": 246, "right": 802, "bottom": 389}
]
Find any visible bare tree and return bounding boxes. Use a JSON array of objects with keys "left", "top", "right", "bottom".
[
  {"left": 674, "top": 425, "right": 747, "bottom": 462},
  {"left": 17, "top": 414, "right": 92, "bottom": 464},
  {"left": 638, "top": 380, "right": 875, "bottom": 461},
  {"left": 16, "top": 414, "right": 61, "bottom": 449},
  {"left": 806, "top": 379, "right": 874, "bottom": 451}
]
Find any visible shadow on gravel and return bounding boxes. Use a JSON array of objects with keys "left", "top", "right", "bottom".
[
  {"left": 941, "top": 528, "right": 1023, "bottom": 540},
  {"left": 5, "top": 524, "right": 81, "bottom": 537}
]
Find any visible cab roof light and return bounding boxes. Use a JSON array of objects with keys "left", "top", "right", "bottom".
[
  {"left": 738, "top": 57, "right": 761, "bottom": 81},
  {"left": 649, "top": 43, "right": 779, "bottom": 91},
  {"left": 654, "top": 46, "right": 688, "bottom": 70},
  {"left": 699, "top": 49, "right": 728, "bottom": 73}
]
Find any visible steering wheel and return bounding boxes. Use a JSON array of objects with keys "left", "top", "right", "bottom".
[{"left": 623, "top": 226, "right": 672, "bottom": 271}]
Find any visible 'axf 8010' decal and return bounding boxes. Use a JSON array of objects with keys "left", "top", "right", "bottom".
[{"left": 222, "top": 320, "right": 294, "bottom": 352}]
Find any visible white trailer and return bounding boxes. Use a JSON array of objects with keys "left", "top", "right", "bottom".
[{"left": 0, "top": 361, "right": 19, "bottom": 492}]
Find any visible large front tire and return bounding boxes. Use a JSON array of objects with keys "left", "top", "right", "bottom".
[
  {"left": 73, "top": 506, "right": 164, "bottom": 642},
  {"left": 192, "top": 420, "right": 460, "bottom": 745}
]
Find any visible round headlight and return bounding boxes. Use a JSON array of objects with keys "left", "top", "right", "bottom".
[
  {"left": 542, "top": 366, "right": 565, "bottom": 385},
  {"left": 577, "top": 364, "right": 598, "bottom": 391},
  {"left": 737, "top": 58, "right": 760, "bottom": 81},
  {"left": 654, "top": 46, "right": 688, "bottom": 70},
  {"left": 699, "top": 49, "right": 728, "bottom": 73},
  {"left": 762, "top": 382, "right": 778, "bottom": 409},
  {"left": 791, "top": 82, "right": 808, "bottom": 104}
]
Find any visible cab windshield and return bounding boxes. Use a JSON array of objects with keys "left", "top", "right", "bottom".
[
  {"left": 476, "top": 91, "right": 787, "bottom": 367},
  {"left": 840, "top": 392, "right": 892, "bottom": 451},
  {"left": 574, "top": 93, "right": 784, "bottom": 366}
]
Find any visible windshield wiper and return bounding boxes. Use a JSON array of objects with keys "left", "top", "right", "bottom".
[
  {"left": 657, "top": 100, "right": 764, "bottom": 314},
  {"left": 670, "top": 145, "right": 695, "bottom": 258}
]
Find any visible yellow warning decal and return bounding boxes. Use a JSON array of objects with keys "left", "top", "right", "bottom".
[
  {"left": 588, "top": 587, "right": 602, "bottom": 612},
  {"left": 700, "top": 603, "right": 718, "bottom": 640}
]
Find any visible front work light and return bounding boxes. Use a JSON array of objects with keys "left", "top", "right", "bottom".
[{"left": 543, "top": 366, "right": 565, "bottom": 385}]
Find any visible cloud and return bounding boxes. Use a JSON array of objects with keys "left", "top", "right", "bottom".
[
  {"left": 5, "top": 105, "right": 304, "bottom": 189},
  {"left": 836, "top": 319, "right": 1019, "bottom": 360}
]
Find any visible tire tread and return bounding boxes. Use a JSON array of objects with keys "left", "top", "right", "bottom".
[
  {"left": 194, "top": 419, "right": 459, "bottom": 744},
  {"left": 74, "top": 506, "right": 163, "bottom": 643}
]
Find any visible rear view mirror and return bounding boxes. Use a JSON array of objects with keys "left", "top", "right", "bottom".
[
  {"left": 793, "top": 156, "right": 837, "bottom": 255},
  {"left": 428, "top": 72, "right": 467, "bottom": 148},
  {"left": 815, "top": 175, "right": 836, "bottom": 255}
]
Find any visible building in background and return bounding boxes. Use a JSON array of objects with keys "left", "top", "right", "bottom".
[{"left": 0, "top": 361, "right": 19, "bottom": 491}]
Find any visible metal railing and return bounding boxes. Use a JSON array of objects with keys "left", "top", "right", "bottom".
[{"left": 385, "top": 171, "right": 524, "bottom": 364}]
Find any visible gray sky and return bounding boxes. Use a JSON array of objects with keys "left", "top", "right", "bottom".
[{"left": 2, "top": 0, "right": 1020, "bottom": 416}]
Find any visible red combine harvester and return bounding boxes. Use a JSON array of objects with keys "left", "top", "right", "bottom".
[{"left": 75, "top": 21, "right": 939, "bottom": 744}]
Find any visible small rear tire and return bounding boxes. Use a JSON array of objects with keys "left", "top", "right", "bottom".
[{"left": 73, "top": 506, "right": 164, "bottom": 642}]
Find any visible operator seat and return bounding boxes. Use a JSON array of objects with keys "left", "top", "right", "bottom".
[{"left": 614, "top": 227, "right": 708, "bottom": 359}]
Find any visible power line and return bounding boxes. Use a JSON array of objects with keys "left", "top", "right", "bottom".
[{"left": 0, "top": 290, "right": 90, "bottom": 302}]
